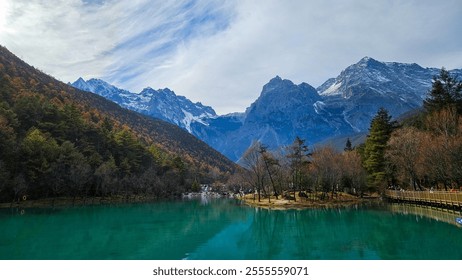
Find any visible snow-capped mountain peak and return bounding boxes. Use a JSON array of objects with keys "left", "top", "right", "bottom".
[
  {"left": 71, "top": 78, "right": 217, "bottom": 133},
  {"left": 357, "top": 56, "right": 378, "bottom": 66},
  {"left": 72, "top": 58, "right": 461, "bottom": 162},
  {"left": 72, "top": 77, "right": 87, "bottom": 89}
]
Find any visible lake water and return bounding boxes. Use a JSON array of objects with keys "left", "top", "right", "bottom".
[{"left": 0, "top": 198, "right": 461, "bottom": 260}]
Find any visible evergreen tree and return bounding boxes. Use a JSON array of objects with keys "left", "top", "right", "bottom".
[
  {"left": 424, "top": 68, "right": 462, "bottom": 114},
  {"left": 95, "top": 156, "right": 118, "bottom": 197},
  {"left": 51, "top": 141, "right": 90, "bottom": 198},
  {"left": 20, "top": 128, "right": 60, "bottom": 196},
  {"left": 363, "top": 108, "right": 394, "bottom": 189},
  {"left": 344, "top": 138, "right": 353, "bottom": 152}
]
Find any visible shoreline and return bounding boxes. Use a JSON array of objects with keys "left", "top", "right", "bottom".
[
  {"left": 239, "top": 192, "right": 380, "bottom": 210},
  {"left": 0, "top": 195, "right": 170, "bottom": 209},
  {"left": 0, "top": 192, "right": 232, "bottom": 209},
  {"left": 0, "top": 192, "right": 380, "bottom": 210}
]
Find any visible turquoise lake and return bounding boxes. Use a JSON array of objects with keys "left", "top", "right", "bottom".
[{"left": 0, "top": 199, "right": 461, "bottom": 260}]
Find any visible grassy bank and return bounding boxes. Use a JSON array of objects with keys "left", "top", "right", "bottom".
[{"left": 240, "top": 192, "right": 380, "bottom": 210}]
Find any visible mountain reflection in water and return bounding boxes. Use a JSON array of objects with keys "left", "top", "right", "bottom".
[{"left": 0, "top": 199, "right": 461, "bottom": 260}]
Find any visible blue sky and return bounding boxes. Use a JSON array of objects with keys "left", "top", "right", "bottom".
[{"left": 1, "top": 0, "right": 462, "bottom": 114}]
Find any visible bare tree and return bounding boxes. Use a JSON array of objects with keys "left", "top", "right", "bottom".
[
  {"left": 386, "top": 127, "right": 424, "bottom": 190},
  {"left": 421, "top": 108, "right": 462, "bottom": 189},
  {"left": 271, "top": 148, "right": 291, "bottom": 197},
  {"left": 227, "top": 171, "right": 251, "bottom": 197},
  {"left": 311, "top": 146, "right": 342, "bottom": 199},
  {"left": 240, "top": 141, "right": 266, "bottom": 202},
  {"left": 342, "top": 150, "right": 367, "bottom": 196},
  {"left": 258, "top": 144, "right": 279, "bottom": 202},
  {"left": 286, "top": 137, "right": 311, "bottom": 201}
]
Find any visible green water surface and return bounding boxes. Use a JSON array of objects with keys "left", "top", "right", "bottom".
[{"left": 0, "top": 199, "right": 461, "bottom": 259}]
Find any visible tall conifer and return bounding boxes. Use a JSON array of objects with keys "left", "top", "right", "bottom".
[
  {"left": 363, "top": 108, "right": 394, "bottom": 188},
  {"left": 424, "top": 68, "right": 462, "bottom": 114}
]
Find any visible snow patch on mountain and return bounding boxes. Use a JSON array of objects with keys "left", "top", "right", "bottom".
[
  {"left": 321, "top": 81, "right": 342, "bottom": 96},
  {"left": 313, "top": 101, "right": 326, "bottom": 114},
  {"left": 71, "top": 78, "right": 217, "bottom": 132},
  {"left": 72, "top": 57, "right": 462, "bottom": 162}
]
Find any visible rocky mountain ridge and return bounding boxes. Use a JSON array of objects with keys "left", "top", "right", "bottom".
[
  {"left": 71, "top": 78, "right": 216, "bottom": 133},
  {"left": 72, "top": 57, "right": 462, "bottom": 161}
]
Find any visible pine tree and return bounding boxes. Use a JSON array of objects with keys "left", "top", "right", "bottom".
[
  {"left": 344, "top": 138, "right": 353, "bottom": 152},
  {"left": 424, "top": 68, "right": 462, "bottom": 114},
  {"left": 363, "top": 108, "right": 394, "bottom": 189}
]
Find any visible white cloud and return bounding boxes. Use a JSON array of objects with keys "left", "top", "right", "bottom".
[
  {"left": 136, "top": 0, "right": 462, "bottom": 114},
  {"left": 1, "top": 0, "right": 461, "bottom": 114},
  {"left": 0, "top": 0, "right": 233, "bottom": 82}
]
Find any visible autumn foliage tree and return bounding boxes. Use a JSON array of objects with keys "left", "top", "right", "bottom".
[
  {"left": 310, "top": 146, "right": 341, "bottom": 199},
  {"left": 385, "top": 127, "right": 425, "bottom": 190},
  {"left": 237, "top": 137, "right": 369, "bottom": 201},
  {"left": 341, "top": 149, "right": 367, "bottom": 196},
  {"left": 385, "top": 68, "right": 462, "bottom": 191}
]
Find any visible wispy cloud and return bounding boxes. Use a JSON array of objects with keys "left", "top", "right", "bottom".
[
  {"left": 1, "top": 0, "right": 462, "bottom": 114},
  {"left": 0, "top": 0, "right": 234, "bottom": 85}
]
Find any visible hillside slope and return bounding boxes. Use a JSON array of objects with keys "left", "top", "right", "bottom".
[{"left": 0, "top": 45, "right": 236, "bottom": 201}]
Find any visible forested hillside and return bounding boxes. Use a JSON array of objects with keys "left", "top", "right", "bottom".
[{"left": 0, "top": 46, "right": 236, "bottom": 202}]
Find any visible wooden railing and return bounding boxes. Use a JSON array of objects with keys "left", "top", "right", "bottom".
[
  {"left": 385, "top": 190, "right": 462, "bottom": 209},
  {"left": 386, "top": 203, "right": 462, "bottom": 227}
]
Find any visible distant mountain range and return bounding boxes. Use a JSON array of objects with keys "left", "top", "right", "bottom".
[
  {"left": 72, "top": 57, "right": 462, "bottom": 161},
  {"left": 0, "top": 45, "right": 236, "bottom": 175},
  {"left": 72, "top": 78, "right": 216, "bottom": 133}
]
